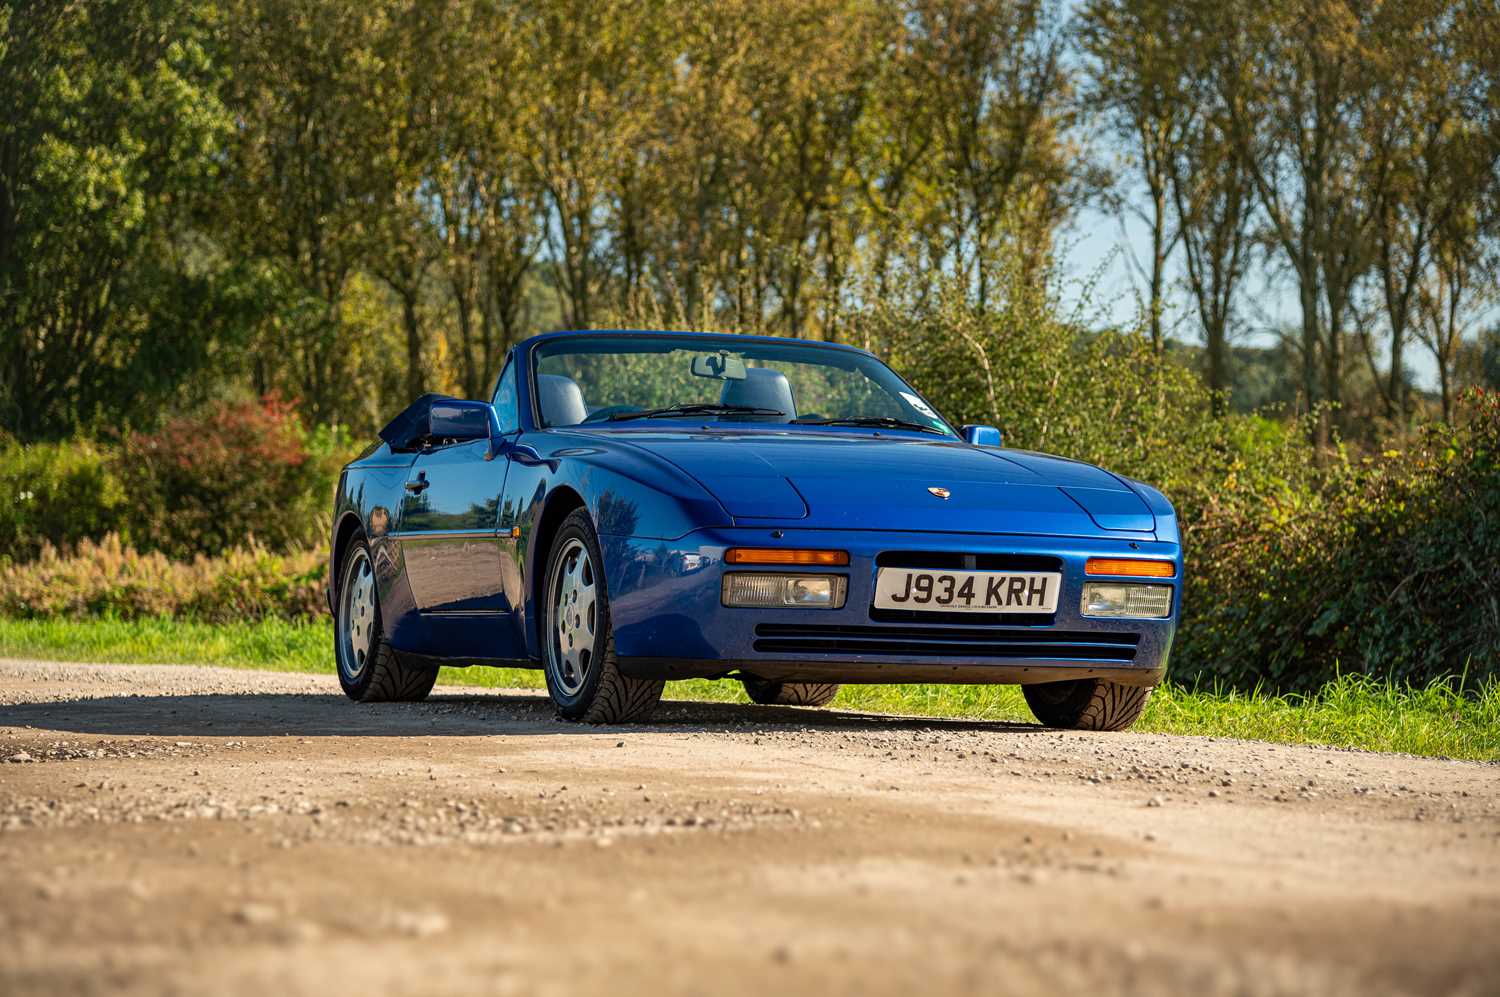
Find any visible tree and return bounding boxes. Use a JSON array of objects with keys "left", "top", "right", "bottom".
[
  {"left": 1229, "top": 0, "right": 1390, "bottom": 439},
  {"left": 1076, "top": 0, "right": 1191, "bottom": 353},
  {"left": 625, "top": 0, "right": 756, "bottom": 328},
  {"left": 0, "top": 0, "right": 235, "bottom": 437},
  {"left": 743, "top": 0, "right": 878, "bottom": 337},
  {"left": 217, "top": 0, "right": 394, "bottom": 423},
  {"left": 515, "top": 0, "right": 666, "bottom": 330},
  {"left": 1360, "top": 0, "right": 1500, "bottom": 422},
  {"left": 907, "top": 0, "right": 1078, "bottom": 309},
  {"left": 1418, "top": 209, "right": 1498, "bottom": 421},
  {"left": 417, "top": 0, "right": 546, "bottom": 398},
  {"left": 1168, "top": 0, "right": 1254, "bottom": 407},
  {"left": 364, "top": 0, "right": 450, "bottom": 401},
  {"left": 849, "top": 4, "right": 941, "bottom": 321},
  {"left": 1478, "top": 327, "right": 1500, "bottom": 392}
]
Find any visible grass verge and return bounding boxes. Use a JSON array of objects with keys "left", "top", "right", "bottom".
[{"left": 0, "top": 617, "right": 1494, "bottom": 761}]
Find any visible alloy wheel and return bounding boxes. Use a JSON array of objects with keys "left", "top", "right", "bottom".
[
  {"left": 338, "top": 549, "right": 377, "bottom": 682},
  {"left": 548, "top": 538, "right": 598, "bottom": 696}
]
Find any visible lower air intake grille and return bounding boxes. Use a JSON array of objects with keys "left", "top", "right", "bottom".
[
  {"left": 752, "top": 623, "right": 1139, "bottom": 662},
  {"left": 876, "top": 551, "right": 1064, "bottom": 572}
]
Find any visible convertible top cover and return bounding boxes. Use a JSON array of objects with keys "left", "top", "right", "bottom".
[{"left": 378, "top": 393, "right": 454, "bottom": 452}]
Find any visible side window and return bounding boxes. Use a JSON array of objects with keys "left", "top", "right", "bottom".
[{"left": 492, "top": 360, "right": 520, "bottom": 433}]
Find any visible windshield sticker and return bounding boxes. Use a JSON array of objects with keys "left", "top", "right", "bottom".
[{"left": 900, "top": 392, "right": 939, "bottom": 420}]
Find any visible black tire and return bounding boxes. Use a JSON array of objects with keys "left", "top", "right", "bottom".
[
  {"left": 334, "top": 537, "right": 437, "bottom": 703},
  {"left": 1022, "top": 678, "right": 1151, "bottom": 731},
  {"left": 742, "top": 677, "right": 840, "bottom": 707},
  {"left": 541, "top": 509, "right": 664, "bottom": 723}
]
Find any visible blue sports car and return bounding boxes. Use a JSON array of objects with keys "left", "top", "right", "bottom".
[{"left": 328, "top": 331, "right": 1181, "bottom": 729}]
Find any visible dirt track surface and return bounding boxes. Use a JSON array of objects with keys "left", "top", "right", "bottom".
[{"left": 1, "top": 659, "right": 1497, "bottom": 997}]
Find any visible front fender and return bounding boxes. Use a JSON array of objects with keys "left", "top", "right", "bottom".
[
  {"left": 512, "top": 430, "right": 732, "bottom": 542},
  {"left": 1121, "top": 478, "right": 1180, "bottom": 545},
  {"left": 507, "top": 430, "right": 733, "bottom": 658}
]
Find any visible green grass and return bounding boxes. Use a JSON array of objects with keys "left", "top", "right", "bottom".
[{"left": 1, "top": 617, "right": 1495, "bottom": 761}]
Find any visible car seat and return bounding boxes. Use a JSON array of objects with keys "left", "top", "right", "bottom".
[
  {"left": 719, "top": 367, "right": 795, "bottom": 421},
  {"left": 537, "top": 374, "right": 588, "bottom": 426}
]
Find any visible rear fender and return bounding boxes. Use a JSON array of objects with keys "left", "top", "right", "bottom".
[{"left": 330, "top": 446, "right": 421, "bottom": 648}]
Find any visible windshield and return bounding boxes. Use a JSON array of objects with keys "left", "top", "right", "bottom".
[{"left": 531, "top": 335, "right": 955, "bottom": 436}]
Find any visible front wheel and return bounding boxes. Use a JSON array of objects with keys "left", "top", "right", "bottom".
[
  {"left": 742, "top": 678, "right": 840, "bottom": 707},
  {"left": 1022, "top": 678, "right": 1151, "bottom": 731},
  {"left": 542, "top": 509, "right": 664, "bottom": 723}
]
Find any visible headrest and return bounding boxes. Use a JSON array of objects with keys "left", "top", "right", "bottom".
[
  {"left": 537, "top": 374, "right": 587, "bottom": 427},
  {"left": 719, "top": 367, "right": 795, "bottom": 420}
]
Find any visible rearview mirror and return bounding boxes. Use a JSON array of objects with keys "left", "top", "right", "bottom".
[
  {"left": 962, "top": 424, "right": 1002, "bottom": 447},
  {"left": 429, "top": 399, "right": 494, "bottom": 443},
  {"left": 690, "top": 351, "right": 747, "bottom": 380}
]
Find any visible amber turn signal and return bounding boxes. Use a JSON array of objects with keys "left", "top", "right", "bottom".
[
  {"left": 1084, "top": 557, "right": 1175, "bottom": 578},
  {"left": 725, "top": 548, "right": 849, "bottom": 566}
]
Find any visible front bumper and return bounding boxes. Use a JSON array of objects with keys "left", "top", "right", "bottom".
[{"left": 601, "top": 527, "right": 1179, "bottom": 686}]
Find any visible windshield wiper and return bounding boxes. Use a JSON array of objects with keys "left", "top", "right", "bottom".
[
  {"left": 791, "top": 416, "right": 948, "bottom": 436},
  {"left": 607, "top": 403, "right": 786, "bottom": 422}
]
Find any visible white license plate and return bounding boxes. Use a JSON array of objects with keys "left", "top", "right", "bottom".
[{"left": 873, "top": 568, "right": 1061, "bottom": 613}]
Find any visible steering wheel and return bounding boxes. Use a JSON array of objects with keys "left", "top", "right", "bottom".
[{"left": 581, "top": 405, "right": 641, "bottom": 424}]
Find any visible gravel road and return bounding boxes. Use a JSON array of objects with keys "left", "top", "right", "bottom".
[{"left": 1, "top": 658, "right": 1497, "bottom": 996}]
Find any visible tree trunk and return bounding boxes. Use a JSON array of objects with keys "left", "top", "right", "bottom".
[
  {"left": 1298, "top": 272, "right": 1321, "bottom": 430},
  {"left": 1205, "top": 320, "right": 1227, "bottom": 415},
  {"left": 1148, "top": 176, "right": 1167, "bottom": 354},
  {"left": 402, "top": 290, "right": 423, "bottom": 400},
  {"left": 974, "top": 220, "right": 989, "bottom": 312},
  {"left": 453, "top": 285, "right": 477, "bottom": 399},
  {"left": 1323, "top": 295, "right": 1345, "bottom": 440}
]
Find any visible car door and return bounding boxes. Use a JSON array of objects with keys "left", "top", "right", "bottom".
[
  {"left": 398, "top": 435, "right": 509, "bottom": 615},
  {"left": 393, "top": 362, "right": 527, "bottom": 661}
]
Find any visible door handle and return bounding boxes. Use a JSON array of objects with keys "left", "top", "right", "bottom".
[
  {"left": 405, "top": 472, "right": 429, "bottom": 494},
  {"left": 508, "top": 444, "right": 559, "bottom": 470}
]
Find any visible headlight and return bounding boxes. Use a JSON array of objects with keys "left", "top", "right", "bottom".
[
  {"left": 1081, "top": 583, "right": 1173, "bottom": 619},
  {"left": 722, "top": 573, "right": 848, "bottom": 609}
]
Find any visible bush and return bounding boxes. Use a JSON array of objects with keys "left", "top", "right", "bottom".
[
  {"left": 0, "top": 397, "right": 356, "bottom": 562},
  {"left": 0, "top": 534, "right": 326, "bottom": 622},
  {"left": 865, "top": 272, "right": 1321, "bottom": 529},
  {"left": 0, "top": 440, "right": 128, "bottom": 560},
  {"left": 113, "top": 394, "right": 346, "bottom": 558},
  {"left": 1178, "top": 389, "right": 1500, "bottom": 690}
]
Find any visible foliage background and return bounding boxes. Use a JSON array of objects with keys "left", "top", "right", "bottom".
[
  {"left": 4, "top": 0, "right": 1497, "bottom": 441},
  {"left": 1, "top": 0, "right": 1497, "bottom": 694}
]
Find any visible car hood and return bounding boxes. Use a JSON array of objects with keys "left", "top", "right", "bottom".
[{"left": 608, "top": 431, "right": 1155, "bottom": 536}]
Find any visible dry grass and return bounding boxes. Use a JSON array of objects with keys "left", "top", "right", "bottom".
[{"left": 0, "top": 535, "right": 326, "bottom": 622}]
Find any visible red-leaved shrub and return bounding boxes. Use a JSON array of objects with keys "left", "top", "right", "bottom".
[{"left": 115, "top": 395, "right": 334, "bottom": 558}]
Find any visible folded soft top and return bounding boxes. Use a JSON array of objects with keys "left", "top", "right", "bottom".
[{"left": 377, "top": 393, "right": 455, "bottom": 452}]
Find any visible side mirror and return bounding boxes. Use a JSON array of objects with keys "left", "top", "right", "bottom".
[
  {"left": 962, "top": 424, "right": 1003, "bottom": 447},
  {"left": 429, "top": 399, "right": 495, "bottom": 443}
]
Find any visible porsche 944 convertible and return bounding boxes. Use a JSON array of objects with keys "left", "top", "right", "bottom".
[{"left": 328, "top": 330, "right": 1180, "bottom": 729}]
